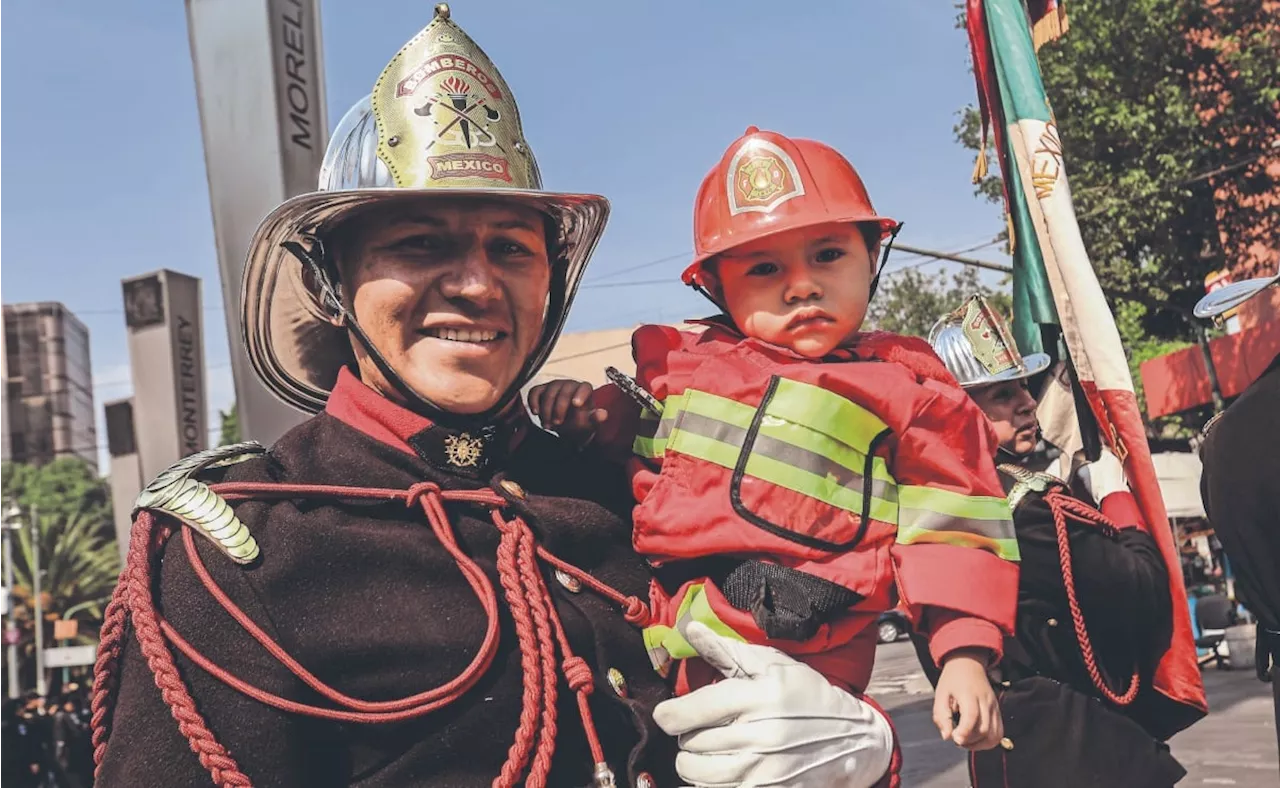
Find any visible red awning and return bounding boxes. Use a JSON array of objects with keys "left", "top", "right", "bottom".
[{"left": 1140, "top": 320, "right": 1280, "bottom": 418}]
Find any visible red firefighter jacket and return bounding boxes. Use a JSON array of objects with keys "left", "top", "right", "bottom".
[{"left": 592, "top": 321, "right": 1021, "bottom": 693}]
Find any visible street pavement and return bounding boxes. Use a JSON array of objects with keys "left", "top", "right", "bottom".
[{"left": 867, "top": 640, "right": 1279, "bottom": 786}]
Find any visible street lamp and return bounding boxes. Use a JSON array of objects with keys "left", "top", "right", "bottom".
[{"left": 3, "top": 501, "right": 23, "bottom": 699}]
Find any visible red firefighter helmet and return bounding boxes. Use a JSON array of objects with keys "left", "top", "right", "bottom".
[{"left": 683, "top": 126, "right": 900, "bottom": 288}]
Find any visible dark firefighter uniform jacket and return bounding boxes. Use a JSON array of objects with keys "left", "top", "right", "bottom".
[
  {"left": 961, "top": 466, "right": 1195, "bottom": 788},
  {"left": 1200, "top": 353, "right": 1280, "bottom": 742},
  {"left": 96, "top": 368, "right": 677, "bottom": 788}
]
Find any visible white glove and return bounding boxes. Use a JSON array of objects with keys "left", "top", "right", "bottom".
[
  {"left": 1075, "top": 450, "right": 1129, "bottom": 505},
  {"left": 651, "top": 622, "right": 894, "bottom": 788}
]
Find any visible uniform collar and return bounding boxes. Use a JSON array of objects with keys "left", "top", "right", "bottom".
[{"left": 325, "top": 367, "right": 529, "bottom": 479}]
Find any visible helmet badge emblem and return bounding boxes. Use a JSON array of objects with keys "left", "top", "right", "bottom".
[
  {"left": 443, "top": 432, "right": 484, "bottom": 467},
  {"left": 726, "top": 139, "right": 805, "bottom": 216},
  {"left": 958, "top": 297, "right": 1018, "bottom": 376}
]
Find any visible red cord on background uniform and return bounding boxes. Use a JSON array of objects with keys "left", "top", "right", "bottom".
[{"left": 1044, "top": 490, "right": 1142, "bottom": 707}]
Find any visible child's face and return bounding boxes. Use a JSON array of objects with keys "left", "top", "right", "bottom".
[{"left": 711, "top": 222, "right": 873, "bottom": 358}]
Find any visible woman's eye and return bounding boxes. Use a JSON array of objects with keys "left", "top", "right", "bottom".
[
  {"left": 815, "top": 247, "right": 846, "bottom": 264},
  {"left": 747, "top": 262, "right": 779, "bottom": 277}
]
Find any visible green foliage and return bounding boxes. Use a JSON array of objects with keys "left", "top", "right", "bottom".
[
  {"left": 867, "top": 265, "right": 1012, "bottom": 339},
  {"left": 1114, "top": 300, "right": 1194, "bottom": 423},
  {"left": 1, "top": 458, "right": 111, "bottom": 533},
  {"left": 957, "top": 0, "right": 1280, "bottom": 341},
  {"left": 2, "top": 460, "right": 120, "bottom": 689},
  {"left": 218, "top": 402, "right": 241, "bottom": 446},
  {"left": 6, "top": 510, "right": 120, "bottom": 629}
]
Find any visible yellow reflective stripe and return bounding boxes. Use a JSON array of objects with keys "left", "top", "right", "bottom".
[
  {"left": 756, "top": 417, "right": 896, "bottom": 489},
  {"left": 681, "top": 389, "right": 753, "bottom": 429},
  {"left": 666, "top": 428, "right": 900, "bottom": 523},
  {"left": 632, "top": 408, "right": 674, "bottom": 459},
  {"left": 897, "top": 525, "right": 1021, "bottom": 561},
  {"left": 672, "top": 388, "right": 896, "bottom": 489},
  {"left": 642, "top": 584, "right": 747, "bottom": 670},
  {"left": 769, "top": 378, "right": 890, "bottom": 459},
  {"left": 899, "top": 486, "right": 1013, "bottom": 523},
  {"left": 896, "top": 485, "right": 1019, "bottom": 561}
]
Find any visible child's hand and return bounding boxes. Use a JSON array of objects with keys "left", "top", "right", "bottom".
[
  {"left": 932, "top": 648, "right": 1003, "bottom": 751},
  {"left": 527, "top": 379, "right": 608, "bottom": 445}
]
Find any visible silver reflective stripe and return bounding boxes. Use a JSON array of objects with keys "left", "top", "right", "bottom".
[{"left": 674, "top": 411, "right": 898, "bottom": 503}]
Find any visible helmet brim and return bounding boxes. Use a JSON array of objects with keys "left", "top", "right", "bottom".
[
  {"left": 1193, "top": 274, "right": 1279, "bottom": 319},
  {"left": 681, "top": 214, "right": 900, "bottom": 285},
  {"left": 241, "top": 186, "right": 610, "bottom": 414},
  {"left": 955, "top": 352, "right": 1053, "bottom": 389}
]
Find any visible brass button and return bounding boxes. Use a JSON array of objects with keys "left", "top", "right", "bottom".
[
  {"left": 499, "top": 479, "right": 526, "bottom": 500},
  {"left": 635, "top": 772, "right": 655, "bottom": 788},
  {"left": 607, "top": 667, "right": 629, "bottom": 698},
  {"left": 1000, "top": 737, "right": 1015, "bottom": 751},
  {"left": 1047, "top": 617, "right": 1059, "bottom": 627},
  {"left": 555, "top": 570, "right": 582, "bottom": 593}
]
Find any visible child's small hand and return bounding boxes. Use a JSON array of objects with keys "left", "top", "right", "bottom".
[
  {"left": 527, "top": 379, "right": 608, "bottom": 445},
  {"left": 932, "top": 648, "right": 1003, "bottom": 751}
]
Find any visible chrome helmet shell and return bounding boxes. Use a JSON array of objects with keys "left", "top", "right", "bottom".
[
  {"left": 240, "top": 4, "right": 609, "bottom": 414},
  {"left": 928, "top": 295, "right": 1051, "bottom": 389}
]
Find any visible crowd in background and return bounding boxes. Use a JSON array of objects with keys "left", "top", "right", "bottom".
[{"left": 3, "top": 683, "right": 95, "bottom": 788}]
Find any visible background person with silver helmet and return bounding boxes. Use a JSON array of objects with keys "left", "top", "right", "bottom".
[
  {"left": 925, "top": 295, "right": 1194, "bottom": 788},
  {"left": 1196, "top": 271, "right": 1280, "bottom": 771},
  {"left": 91, "top": 7, "right": 679, "bottom": 786}
]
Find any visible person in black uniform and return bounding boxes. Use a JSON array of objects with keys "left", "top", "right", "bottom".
[
  {"left": 94, "top": 7, "right": 894, "bottom": 787},
  {"left": 1195, "top": 271, "right": 1280, "bottom": 770},
  {"left": 928, "top": 296, "right": 1205, "bottom": 788}
]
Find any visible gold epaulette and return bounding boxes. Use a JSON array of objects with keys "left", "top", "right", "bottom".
[
  {"left": 998, "top": 463, "right": 1066, "bottom": 512},
  {"left": 134, "top": 442, "right": 267, "bottom": 565}
]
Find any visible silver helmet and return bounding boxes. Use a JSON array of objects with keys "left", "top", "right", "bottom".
[
  {"left": 1193, "top": 271, "right": 1279, "bottom": 321},
  {"left": 928, "top": 295, "right": 1051, "bottom": 388},
  {"left": 240, "top": 4, "right": 609, "bottom": 414}
]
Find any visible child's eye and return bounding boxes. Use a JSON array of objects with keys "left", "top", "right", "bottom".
[
  {"left": 815, "top": 247, "right": 846, "bottom": 264},
  {"left": 747, "top": 262, "right": 779, "bottom": 277}
]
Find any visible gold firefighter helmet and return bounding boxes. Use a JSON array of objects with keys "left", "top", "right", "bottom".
[{"left": 241, "top": 4, "right": 609, "bottom": 414}]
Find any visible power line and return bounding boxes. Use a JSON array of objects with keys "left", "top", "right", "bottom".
[
  {"left": 891, "top": 243, "right": 1012, "bottom": 273},
  {"left": 582, "top": 252, "right": 690, "bottom": 284},
  {"left": 580, "top": 278, "right": 671, "bottom": 290}
]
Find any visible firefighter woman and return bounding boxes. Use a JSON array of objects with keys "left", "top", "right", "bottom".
[{"left": 928, "top": 295, "right": 1205, "bottom": 787}]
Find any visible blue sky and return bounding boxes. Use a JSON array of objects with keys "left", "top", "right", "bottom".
[{"left": 2, "top": 0, "right": 1009, "bottom": 468}]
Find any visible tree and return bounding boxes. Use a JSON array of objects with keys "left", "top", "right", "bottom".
[
  {"left": 1, "top": 458, "right": 112, "bottom": 535},
  {"left": 866, "top": 265, "right": 1012, "bottom": 339},
  {"left": 956, "top": 0, "right": 1279, "bottom": 341},
  {"left": 6, "top": 510, "right": 121, "bottom": 628},
  {"left": 219, "top": 402, "right": 241, "bottom": 446},
  {"left": 1, "top": 466, "right": 120, "bottom": 690}
]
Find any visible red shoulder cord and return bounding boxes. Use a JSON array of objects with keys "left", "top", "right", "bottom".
[
  {"left": 89, "top": 481, "right": 652, "bottom": 788},
  {"left": 1043, "top": 490, "right": 1141, "bottom": 707}
]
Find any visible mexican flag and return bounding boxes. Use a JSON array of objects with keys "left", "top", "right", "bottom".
[{"left": 966, "top": 0, "right": 1207, "bottom": 724}]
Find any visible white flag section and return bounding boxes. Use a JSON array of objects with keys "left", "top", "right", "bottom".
[{"left": 1008, "top": 120, "right": 1135, "bottom": 396}]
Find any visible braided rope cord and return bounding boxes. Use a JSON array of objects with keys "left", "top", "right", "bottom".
[{"left": 90, "top": 481, "right": 650, "bottom": 787}]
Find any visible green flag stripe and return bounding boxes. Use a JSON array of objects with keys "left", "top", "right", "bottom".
[{"left": 987, "top": 0, "right": 1052, "bottom": 123}]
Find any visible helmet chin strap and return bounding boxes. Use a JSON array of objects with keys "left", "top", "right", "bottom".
[
  {"left": 865, "top": 221, "right": 904, "bottom": 302},
  {"left": 282, "top": 235, "right": 561, "bottom": 430}
]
